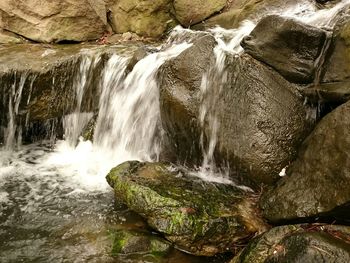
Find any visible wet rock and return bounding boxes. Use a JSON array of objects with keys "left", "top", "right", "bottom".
[
  {"left": 241, "top": 15, "right": 328, "bottom": 84},
  {"left": 110, "top": 229, "right": 172, "bottom": 256},
  {"left": 108, "top": 0, "right": 176, "bottom": 38},
  {"left": 0, "top": 0, "right": 106, "bottom": 43},
  {"left": 231, "top": 224, "right": 350, "bottom": 263},
  {"left": 106, "top": 161, "right": 267, "bottom": 256},
  {"left": 261, "top": 100, "right": 350, "bottom": 223},
  {"left": 173, "top": 0, "right": 226, "bottom": 27},
  {"left": 322, "top": 10, "right": 350, "bottom": 83},
  {"left": 159, "top": 33, "right": 216, "bottom": 166},
  {"left": 0, "top": 44, "right": 137, "bottom": 143},
  {"left": 159, "top": 34, "right": 311, "bottom": 186},
  {"left": 302, "top": 81, "right": 350, "bottom": 103}
]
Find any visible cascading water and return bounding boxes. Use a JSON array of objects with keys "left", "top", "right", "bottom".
[
  {"left": 0, "top": 0, "right": 349, "bottom": 261},
  {"left": 193, "top": 0, "right": 350, "bottom": 183}
]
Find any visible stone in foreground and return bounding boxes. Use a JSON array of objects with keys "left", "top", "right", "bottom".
[
  {"left": 261, "top": 100, "right": 350, "bottom": 223},
  {"left": 106, "top": 161, "right": 267, "bottom": 256},
  {"left": 231, "top": 224, "right": 350, "bottom": 263}
]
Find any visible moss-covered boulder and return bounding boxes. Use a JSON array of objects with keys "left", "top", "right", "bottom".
[
  {"left": 0, "top": 0, "right": 106, "bottom": 43},
  {"left": 108, "top": 0, "right": 176, "bottom": 38},
  {"left": 106, "top": 161, "right": 267, "bottom": 256},
  {"left": 241, "top": 15, "right": 328, "bottom": 84},
  {"left": 260, "top": 100, "right": 350, "bottom": 223},
  {"left": 173, "top": 0, "right": 226, "bottom": 27},
  {"left": 231, "top": 224, "right": 350, "bottom": 263},
  {"left": 110, "top": 229, "right": 172, "bottom": 257}
]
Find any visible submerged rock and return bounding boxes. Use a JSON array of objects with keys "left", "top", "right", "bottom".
[
  {"left": 160, "top": 34, "right": 311, "bottom": 186},
  {"left": 110, "top": 229, "right": 172, "bottom": 256},
  {"left": 231, "top": 224, "right": 350, "bottom": 263},
  {"left": 0, "top": 0, "right": 106, "bottom": 43},
  {"left": 261, "top": 100, "right": 350, "bottom": 223},
  {"left": 108, "top": 0, "right": 176, "bottom": 38},
  {"left": 173, "top": 0, "right": 226, "bottom": 27},
  {"left": 106, "top": 161, "right": 267, "bottom": 256},
  {"left": 241, "top": 15, "right": 328, "bottom": 84}
]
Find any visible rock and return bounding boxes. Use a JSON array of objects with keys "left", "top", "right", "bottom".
[
  {"left": 0, "top": 29, "right": 24, "bottom": 44},
  {"left": 173, "top": 0, "right": 226, "bottom": 27},
  {"left": 110, "top": 229, "right": 172, "bottom": 256},
  {"left": 261, "top": 100, "right": 350, "bottom": 223},
  {"left": 0, "top": 0, "right": 106, "bottom": 43},
  {"left": 231, "top": 224, "right": 350, "bottom": 263},
  {"left": 108, "top": 0, "right": 176, "bottom": 38},
  {"left": 159, "top": 34, "right": 311, "bottom": 186},
  {"left": 241, "top": 15, "right": 328, "bottom": 84},
  {"left": 0, "top": 44, "right": 138, "bottom": 143},
  {"left": 106, "top": 161, "right": 267, "bottom": 256},
  {"left": 194, "top": 0, "right": 307, "bottom": 30},
  {"left": 322, "top": 10, "right": 350, "bottom": 83},
  {"left": 159, "top": 33, "right": 217, "bottom": 166},
  {"left": 302, "top": 81, "right": 350, "bottom": 104}
]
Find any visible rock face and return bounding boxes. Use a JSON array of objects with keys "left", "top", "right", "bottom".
[
  {"left": 261, "top": 100, "right": 350, "bottom": 223},
  {"left": 0, "top": 0, "right": 106, "bottom": 43},
  {"left": 241, "top": 15, "right": 328, "bottom": 84},
  {"left": 0, "top": 29, "right": 24, "bottom": 44},
  {"left": 106, "top": 161, "right": 267, "bottom": 256},
  {"left": 108, "top": 0, "right": 175, "bottom": 38},
  {"left": 173, "top": 0, "right": 226, "bottom": 27},
  {"left": 231, "top": 224, "right": 350, "bottom": 263},
  {"left": 159, "top": 34, "right": 311, "bottom": 186}
]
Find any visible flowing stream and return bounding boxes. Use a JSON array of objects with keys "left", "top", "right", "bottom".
[{"left": 0, "top": 0, "right": 348, "bottom": 262}]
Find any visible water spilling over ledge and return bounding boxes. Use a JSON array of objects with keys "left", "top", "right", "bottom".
[{"left": 1, "top": 0, "right": 350, "bottom": 262}]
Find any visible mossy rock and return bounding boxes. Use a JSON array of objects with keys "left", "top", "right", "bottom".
[
  {"left": 110, "top": 229, "right": 172, "bottom": 257},
  {"left": 106, "top": 161, "right": 267, "bottom": 256},
  {"left": 231, "top": 224, "right": 350, "bottom": 263}
]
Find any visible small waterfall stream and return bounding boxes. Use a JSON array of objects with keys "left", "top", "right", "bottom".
[{"left": 0, "top": 0, "right": 348, "bottom": 261}]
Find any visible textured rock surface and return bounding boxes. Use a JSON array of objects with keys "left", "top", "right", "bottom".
[
  {"left": 109, "top": 0, "right": 176, "bottom": 38},
  {"left": 0, "top": 0, "right": 106, "bottom": 43},
  {"left": 231, "top": 224, "right": 350, "bottom": 263},
  {"left": 173, "top": 0, "right": 226, "bottom": 27},
  {"left": 106, "top": 161, "right": 267, "bottom": 256},
  {"left": 159, "top": 34, "right": 311, "bottom": 186},
  {"left": 0, "top": 29, "right": 24, "bottom": 44},
  {"left": 241, "top": 15, "right": 327, "bottom": 84},
  {"left": 261, "top": 100, "right": 350, "bottom": 223}
]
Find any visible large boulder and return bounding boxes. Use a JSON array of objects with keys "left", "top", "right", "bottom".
[
  {"left": 106, "top": 161, "right": 267, "bottom": 256},
  {"left": 108, "top": 0, "right": 176, "bottom": 38},
  {"left": 173, "top": 0, "right": 226, "bottom": 27},
  {"left": 261, "top": 100, "right": 350, "bottom": 223},
  {"left": 231, "top": 224, "right": 350, "bottom": 263},
  {"left": 159, "top": 34, "right": 311, "bottom": 186},
  {"left": 0, "top": 0, "right": 106, "bottom": 43},
  {"left": 241, "top": 15, "right": 328, "bottom": 84}
]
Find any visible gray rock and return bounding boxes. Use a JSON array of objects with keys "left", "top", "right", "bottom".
[
  {"left": 159, "top": 34, "right": 311, "bottom": 186},
  {"left": 261, "top": 100, "right": 350, "bottom": 223},
  {"left": 231, "top": 224, "right": 350, "bottom": 263},
  {"left": 241, "top": 15, "right": 328, "bottom": 84}
]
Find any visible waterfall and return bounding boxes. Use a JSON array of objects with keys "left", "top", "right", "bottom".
[{"left": 193, "top": 0, "right": 350, "bottom": 182}]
